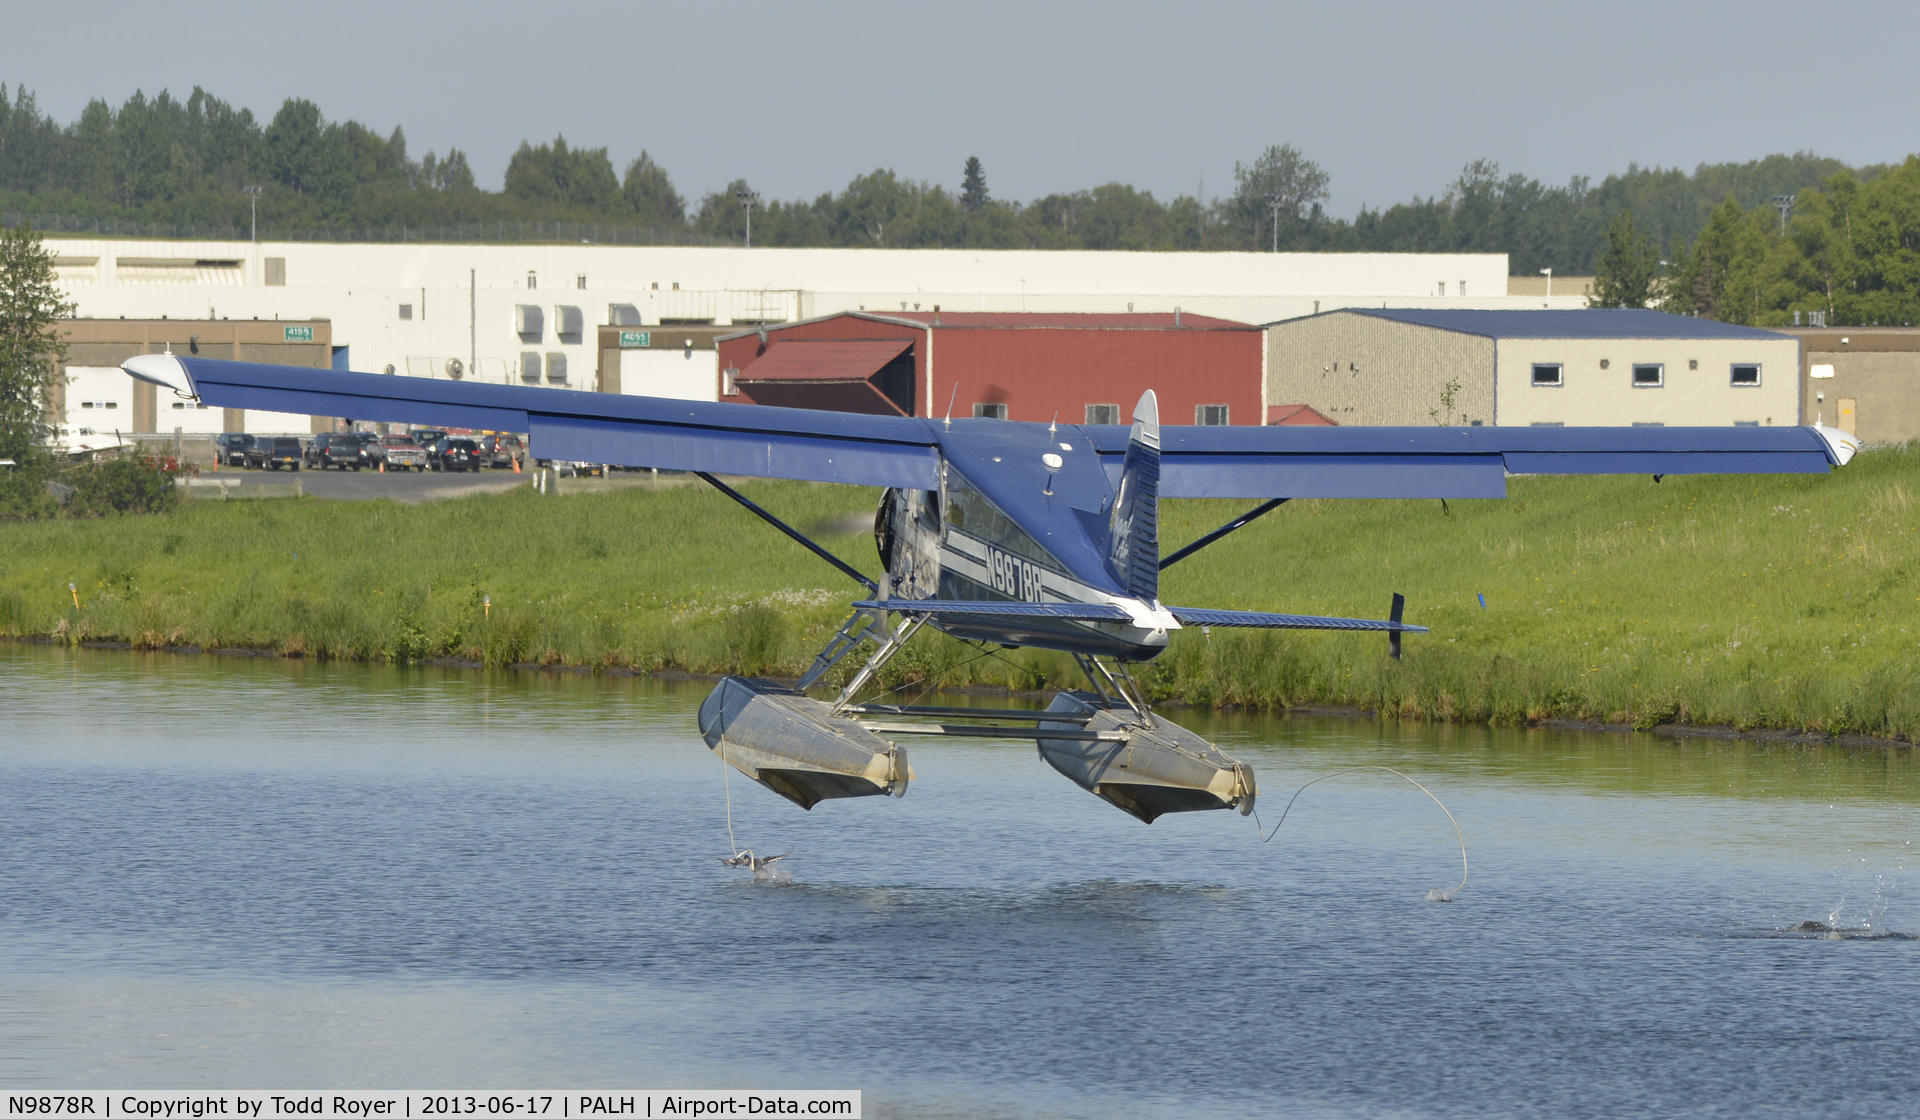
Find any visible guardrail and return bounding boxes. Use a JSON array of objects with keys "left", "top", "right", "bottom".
[{"left": 177, "top": 477, "right": 304, "bottom": 500}]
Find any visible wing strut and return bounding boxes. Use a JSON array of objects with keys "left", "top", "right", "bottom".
[
  {"left": 1159, "top": 498, "right": 1291, "bottom": 571},
  {"left": 695, "top": 472, "right": 879, "bottom": 594}
]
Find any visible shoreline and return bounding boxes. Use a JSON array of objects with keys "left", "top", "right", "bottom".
[{"left": 16, "top": 633, "right": 1910, "bottom": 751}]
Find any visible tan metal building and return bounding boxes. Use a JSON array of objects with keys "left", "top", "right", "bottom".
[
  {"left": 1265, "top": 309, "right": 1800, "bottom": 428},
  {"left": 59, "top": 318, "right": 333, "bottom": 433},
  {"left": 1775, "top": 326, "right": 1920, "bottom": 444},
  {"left": 595, "top": 324, "right": 728, "bottom": 401}
]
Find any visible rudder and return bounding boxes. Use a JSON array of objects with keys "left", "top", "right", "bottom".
[{"left": 1108, "top": 390, "right": 1161, "bottom": 601}]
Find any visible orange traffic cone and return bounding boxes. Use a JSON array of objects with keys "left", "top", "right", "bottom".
[
  {"left": 512, "top": 456, "right": 522, "bottom": 474},
  {"left": 380, "top": 459, "right": 386, "bottom": 473}
]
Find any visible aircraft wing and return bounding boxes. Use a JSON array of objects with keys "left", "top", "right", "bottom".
[
  {"left": 121, "top": 355, "right": 942, "bottom": 489},
  {"left": 1083, "top": 422, "right": 1860, "bottom": 499},
  {"left": 124, "top": 354, "right": 1858, "bottom": 500}
]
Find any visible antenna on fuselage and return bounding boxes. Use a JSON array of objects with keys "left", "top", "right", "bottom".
[
  {"left": 943, "top": 383, "right": 958, "bottom": 429},
  {"left": 1049, "top": 411, "right": 1057, "bottom": 436}
]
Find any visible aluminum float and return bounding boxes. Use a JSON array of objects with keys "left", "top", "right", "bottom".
[{"left": 699, "top": 676, "right": 912, "bottom": 809}]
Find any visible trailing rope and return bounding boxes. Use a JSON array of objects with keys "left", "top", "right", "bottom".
[{"left": 1256, "top": 766, "right": 1469, "bottom": 902}]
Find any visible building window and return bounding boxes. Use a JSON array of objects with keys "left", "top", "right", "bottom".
[
  {"left": 577, "top": 275, "right": 587, "bottom": 290},
  {"left": 1532, "top": 363, "right": 1563, "bottom": 386},
  {"left": 1438, "top": 281, "right": 1447, "bottom": 296},
  {"left": 398, "top": 304, "right": 412, "bottom": 320},
  {"left": 1735, "top": 420, "right": 1760, "bottom": 426},
  {"left": 1632, "top": 363, "right": 1664, "bottom": 387},
  {"left": 1085, "top": 403, "right": 1120, "bottom": 425},
  {"left": 1688, "top": 359, "right": 1698, "bottom": 370},
  {"left": 1731, "top": 363, "right": 1761, "bottom": 386},
  {"left": 1599, "top": 358, "right": 1610, "bottom": 369},
  {"left": 527, "top": 271, "right": 537, "bottom": 290},
  {"left": 972, "top": 403, "right": 1008, "bottom": 420},
  {"left": 722, "top": 368, "right": 740, "bottom": 396},
  {"left": 1195, "top": 404, "right": 1230, "bottom": 425},
  {"left": 520, "top": 352, "right": 542, "bottom": 382}
]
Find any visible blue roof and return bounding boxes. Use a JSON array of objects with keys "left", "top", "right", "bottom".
[{"left": 1334, "top": 307, "right": 1791, "bottom": 342}]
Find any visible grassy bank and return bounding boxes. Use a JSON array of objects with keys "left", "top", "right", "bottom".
[{"left": 3, "top": 449, "right": 1918, "bottom": 738}]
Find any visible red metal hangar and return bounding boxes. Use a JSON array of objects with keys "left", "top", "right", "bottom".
[{"left": 715, "top": 311, "right": 1274, "bottom": 427}]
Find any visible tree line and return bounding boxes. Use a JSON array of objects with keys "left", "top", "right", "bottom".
[
  {"left": 0, "top": 81, "right": 1900, "bottom": 283},
  {"left": 1587, "top": 156, "right": 1920, "bottom": 328}
]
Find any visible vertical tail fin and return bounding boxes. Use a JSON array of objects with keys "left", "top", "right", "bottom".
[{"left": 1108, "top": 390, "right": 1161, "bottom": 601}]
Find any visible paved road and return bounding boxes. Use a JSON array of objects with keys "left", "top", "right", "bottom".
[{"left": 195, "top": 465, "right": 528, "bottom": 503}]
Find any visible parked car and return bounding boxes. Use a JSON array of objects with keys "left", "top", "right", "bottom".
[
  {"left": 379, "top": 435, "right": 428, "bottom": 471},
  {"left": 306, "top": 432, "right": 371, "bottom": 471},
  {"left": 247, "top": 436, "right": 305, "bottom": 470},
  {"left": 409, "top": 428, "right": 449, "bottom": 448},
  {"left": 478, "top": 434, "right": 525, "bottom": 469},
  {"left": 426, "top": 437, "right": 481, "bottom": 472},
  {"left": 212, "top": 433, "right": 255, "bottom": 467}
]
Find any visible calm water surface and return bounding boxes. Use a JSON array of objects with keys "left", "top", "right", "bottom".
[{"left": 2, "top": 645, "right": 1917, "bottom": 1118}]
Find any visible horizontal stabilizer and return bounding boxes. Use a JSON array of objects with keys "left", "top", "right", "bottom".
[
  {"left": 853, "top": 599, "right": 1133, "bottom": 622},
  {"left": 1165, "top": 606, "right": 1429, "bottom": 633}
]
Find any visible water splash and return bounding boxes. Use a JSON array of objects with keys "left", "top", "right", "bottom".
[{"left": 721, "top": 848, "right": 795, "bottom": 883}]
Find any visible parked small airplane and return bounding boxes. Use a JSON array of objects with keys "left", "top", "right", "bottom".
[
  {"left": 123, "top": 353, "right": 1859, "bottom": 825},
  {"left": 49, "top": 424, "right": 133, "bottom": 460}
]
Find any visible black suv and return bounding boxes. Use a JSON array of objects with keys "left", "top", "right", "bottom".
[
  {"left": 427, "top": 438, "right": 481, "bottom": 472},
  {"left": 306, "top": 432, "right": 371, "bottom": 471},
  {"left": 212, "top": 433, "right": 255, "bottom": 467},
  {"left": 248, "top": 436, "right": 304, "bottom": 470}
]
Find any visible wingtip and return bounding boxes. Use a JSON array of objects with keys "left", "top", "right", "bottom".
[
  {"left": 121, "top": 353, "right": 194, "bottom": 398},
  {"left": 1810, "top": 422, "right": 1860, "bottom": 467}
]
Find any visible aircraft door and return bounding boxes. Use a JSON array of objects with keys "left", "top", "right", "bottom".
[{"left": 887, "top": 487, "right": 943, "bottom": 599}]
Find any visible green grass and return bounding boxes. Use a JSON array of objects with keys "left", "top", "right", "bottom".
[{"left": 3, "top": 449, "right": 1918, "bottom": 738}]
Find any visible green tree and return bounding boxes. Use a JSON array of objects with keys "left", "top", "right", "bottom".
[
  {"left": 621, "top": 151, "right": 684, "bottom": 226},
  {"left": 0, "top": 221, "right": 73, "bottom": 466},
  {"left": 504, "top": 135, "right": 619, "bottom": 211},
  {"left": 1229, "top": 144, "right": 1329, "bottom": 249},
  {"left": 693, "top": 178, "right": 755, "bottom": 242},
  {"left": 418, "top": 148, "right": 476, "bottom": 192},
  {"left": 960, "top": 156, "right": 988, "bottom": 212},
  {"left": 263, "top": 98, "right": 326, "bottom": 195},
  {"left": 1590, "top": 210, "right": 1660, "bottom": 308}
]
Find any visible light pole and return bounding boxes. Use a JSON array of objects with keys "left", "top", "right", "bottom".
[
  {"left": 736, "top": 189, "right": 760, "bottom": 248},
  {"left": 1539, "top": 267, "right": 1552, "bottom": 298},
  {"left": 1263, "top": 190, "right": 1284, "bottom": 252},
  {"left": 243, "top": 185, "right": 263, "bottom": 242},
  {"left": 1771, "top": 194, "right": 1793, "bottom": 232}
]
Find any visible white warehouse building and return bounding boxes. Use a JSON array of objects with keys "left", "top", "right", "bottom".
[{"left": 46, "top": 239, "right": 1587, "bottom": 425}]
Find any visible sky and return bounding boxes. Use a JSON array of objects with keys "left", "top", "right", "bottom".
[{"left": 6, "top": 0, "right": 1917, "bottom": 216}]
